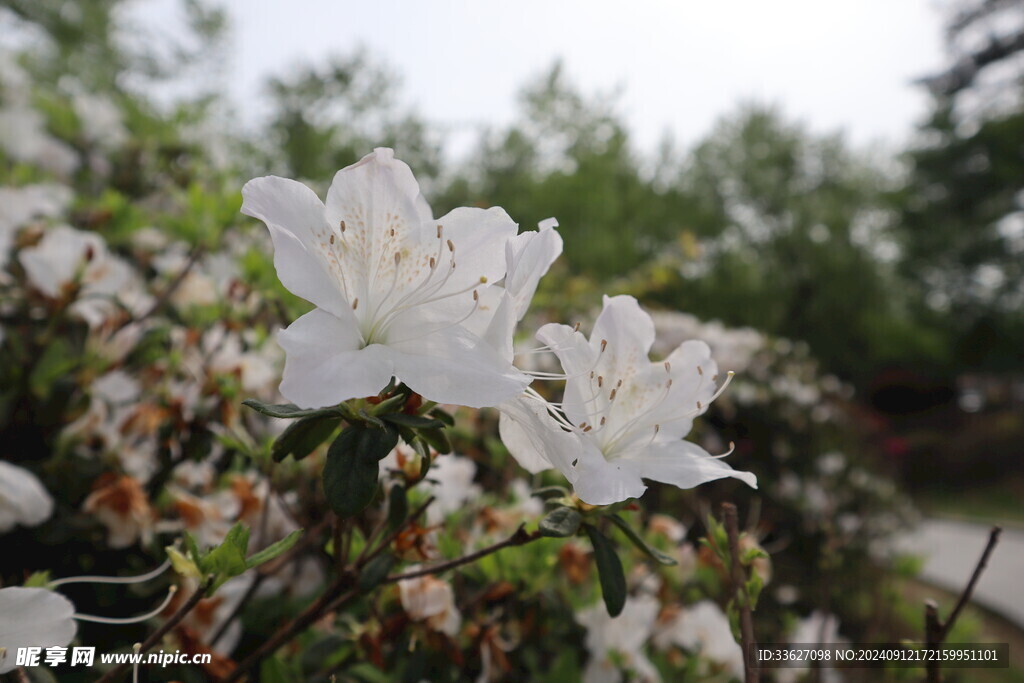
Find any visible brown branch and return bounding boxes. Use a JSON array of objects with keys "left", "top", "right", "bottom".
[
  {"left": 722, "top": 502, "right": 758, "bottom": 683},
  {"left": 922, "top": 525, "right": 1002, "bottom": 683},
  {"left": 939, "top": 526, "right": 1001, "bottom": 640},
  {"left": 224, "top": 574, "right": 354, "bottom": 683},
  {"left": 356, "top": 496, "right": 435, "bottom": 568},
  {"left": 134, "top": 245, "right": 205, "bottom": 324},
  {"left": 383, "top": 524, "right": 542, "bottom": 584},
  {"left": 95, "top": 578, "right": 213, "bottom": 683}
]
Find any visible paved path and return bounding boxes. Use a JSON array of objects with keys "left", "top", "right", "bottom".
[{"left": 894, "top": 518, "right": 1024, "bottom": 628}]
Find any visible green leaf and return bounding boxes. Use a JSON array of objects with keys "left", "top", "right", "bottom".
[
  {"left": 539, "top": 506, "right": 582, "bottom": 538},
  {"left": 584, "top": 524, "right": 626, "bottom": 617},
  {"left": 246, "top": 529, "right": 303, "bottom": 569},
  {"left": 201, "top": 537, "right": 249, "bottom": 592},
  {"left": 380, "top": 413, "right": 445, "bottom": 429},
  {"left": 29, "top": 338, "right": 77, "bottom": 399},
  {"left": 740, "top": 546, "right": 768, "bottom": 565},
  {"left": 745, "top": 575, "right": 763, "bottom": 610},
  {"left": 322, "top": 425, "right": 399, "bottom": 518},
  {"left": 357, "top": 408, "right": 387, "bottom": 428},
  {"left": 532, "top": 485, "right": 571, "bottom": 499},
  {"left": 242, "top": 399, "right": 343, "bottom": 420},
  {"left": 607, "top": 514, "right": 678, "bottom": 566},
  {"left": 370, "top": 392, "right": 407, "bottom": 415},
  {"left": 428, "top": 408, "right": 455, "bottom": 426},
  {"left": 387, "top": 484, "right": 408, "bottom": 530},
  {"left": 271, "top": 414, "right": 340, "bottom": 462},
  {"left": 23, "top": 571, "right": 51, "bottom": 588},
  {"left": 358, "top": 553, "right": 397, "bottom": 592},
  {"left": 419, "top": 427, "right": 451, "bottom": 454}
]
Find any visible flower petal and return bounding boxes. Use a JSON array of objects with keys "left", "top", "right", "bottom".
[
  {"left": 504, "top": 219, "right": 562, "bottom": 320},
  {"left": 0, "top": 587, "right": 76, "bottom": 674},
  {"left": 241, "top": 176, "right": 352, "bottom": 318},
  {"left": 620, "top": 440, "right": 757, "bottom": 490},
  {"left": 432, "top": 206, "right": 519, "bottom": 293},
  {"left": 277, "top": 309, "right": 394, "bottom": 407},
  {"left": 388, "top": 324, "right": 529, "bottom": 408},
  {"left": 0, "top": 461, "right": 54, "bottom": 532}
]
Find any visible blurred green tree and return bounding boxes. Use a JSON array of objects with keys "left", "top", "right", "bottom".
[{"left": 900, "top": 0, "right": 1024, "bottom": 372}]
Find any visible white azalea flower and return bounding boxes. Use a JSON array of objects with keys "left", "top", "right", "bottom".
[
  {"left": 0, "top": 461, "right": 54, "bottom": 533},
  {"left": 398, "top": 572, "right": 462, "bottom": 637},
  {"left": 241, "top": 148, "right": 535, "bottom": 409},
  {"left": 18, "top": 225, "right": 150, "bottom": 327},
  {"left": 577, "top": 594, "right": 661, "bottom": 683},
  {"left": 81, "top": 475, "right": 154, "bottom": 548},
  {"left": 0, "top": 183, "right": 72, "bottom": 269},
  {"left": 420, "top": 454, "right": 482, "bottom": 525},
  {"left": 499, "top": 295, "right": 756, "bottom": 505},
  {"left": 652, "top": 600, "right": 744, "bottom": 680},
  {"left": 0, "top": 587, "right": 76, "bottom": 673}
]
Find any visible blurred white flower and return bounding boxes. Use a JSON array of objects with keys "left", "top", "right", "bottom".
[
  {"left": 398, "top": 572, "right": 461, "bottom": 636},
  {"left": 0, "top": 587, "right": 76, "bottom": 673},
  {"left": 652, "top": 600, "right": 744, "bottom": 680},
  {"left": 81, "top": 475, "right": 154, "bottom": 548},
  {"left": 577, "top": 594, "right": 661, "bottom": 683},
  {"left": 242, "top": 148, "right": 534, "bottom": 409},
  {"left": 19, "top": 225, "right": 150, "bottom": 327},
  {"left": 0, "top": 461, "right": 54, "bottom": 532},
  {"left": 500, "top": 295, "right": 756, "bottom": 505},
  {"left": 420, "top": 454, "right": 482, "bottom": 525},
  {"left": 0, "top": 183, "right": 72, "bottom": 268},
  {"left": 0, "top": 104, "right": 78, "bottom": 177},
  {"left": 71, "top": 92, "right": 127, "bottom": 151}
]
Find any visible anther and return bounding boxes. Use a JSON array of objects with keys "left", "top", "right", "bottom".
[
  {"left": 437, "top": 224, "right": 443, "bottom": 238},
  {"left": 600, "top": 416, "right": 606, "bottom": 426},
  {"left": 390, "top": 228, "right": 395, "bottom": 237},
  {"left": 665, "top": 361, "right": 671, "bottom": 372},
  {"left": 583, "top": 425, "right": 593, "bottom": 432},
  {"left": 447, "top": 239, "right": 455, "bottom": 252},
  {"left": 597, "top": 376, "right": 604, "bottom": 388},
  {"left": 429, "top": 257, "right": 436, "bottom": 269},
  {"left": 697, "top": 366, "right": 703, "bottom": 376},
  {"left": 340, "top": 220, "right": 347, "bottom": 232},
  {"left": 352, "top": 298, "right": 359, "bottom": 310},
  {"left": 330, "top": 234, "right": 335, "bottom": 245},
  {"left": 696, "top": 400, "right": 702, "bottom": 410},
  {"left": 394, "top": 252, "right": 401, "bottom": 265},
  {"left": 573, "top": 322, "right": 581, "bottom": 332},
  {"left": 609, "top": 388, "right": 617, "bottom": 400},
  {"left": 473, "top": 290, "right": 479, "bottom": 301},
  {"left": 600, "top": 339, "right": 608, "bottom": 352}
]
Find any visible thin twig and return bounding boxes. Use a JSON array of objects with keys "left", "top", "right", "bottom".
[
  {"left": 922, "top": 525, "right": 1002, "bottom": 683},
  {"left": 722, "top": 502, "right": 758, "bottom": 683},
  {"left": 134, "top": 245, "right": 205, "bottom": 324},
  {"left": 95, "top": 578, "right": 214, "bottom": 683},
  {"left": 356, "top": 496, "right": 435, "bottom": 568},
  {"left": 939, "top": 526, "right": 1001, "bottom": 640},
  {"left": 383, "top": 524, "right": 542, "bottom": 584},
  {"left": 224, "top": 575, "right": 353, "bottom": 683}
]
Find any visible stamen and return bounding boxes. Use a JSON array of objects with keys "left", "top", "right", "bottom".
[
  {"left": 74, "top": 586, "right": 178, "bottom": 624},
  {"left": 573, "top": 322, "right": 581, "bottom": 332},
  {"left": 447, "top": 239, "right": 454, "bottom": 252},
  {"left": 49, "top": 559, "right": 172, "bottom": 588},
  {"left": 600, "top": 339, "right": 607, "bottom": 352},
  {"left": 330, "top": 234, "right": 335, "bottom": 245},
  {"left": 437, "top": 224, "right": 443, "bottom": 238},
  {"left": 352, "top": 298, "right": 359, "bottom": 310},
  {"left": 132, "top": 643, "right": 142, "bottom": 683},
  {"left": 597, "top": 376, "right": 603, "bottom": 388},
  {"left": 708, "top": 441, "right": 736, "bottom": 459},
  {"left": 697, "top": 366, "right": 703, "bottom": 376},
  {"left": 340, "top": 220, "right": 346, "bottom": 232},
  {"left": 665, "top": 361, "right": 671, "bottom": 372}
]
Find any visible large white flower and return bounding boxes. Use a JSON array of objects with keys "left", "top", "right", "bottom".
[
  {"left": 242, "top": 148, "right": 544, "bottom": 409},
  {"left": 0, "top": 461, "right": 54, "bottom": 533},
  {"left": 0, "top": 587, "right": 76, "bottom": 673},
  {"left": 577, "top": 594, "right": 661, "bottom": 683},
  {"left": 499, "top": 295, "right": 756, "bottom": 505}
]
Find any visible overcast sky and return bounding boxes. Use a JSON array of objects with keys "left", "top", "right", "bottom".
[{"left": 207, "top": 0, "right": 947, "bottom": 154}]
